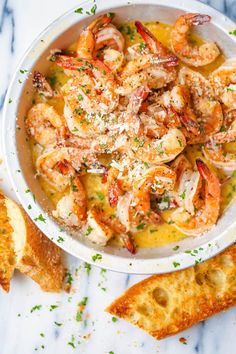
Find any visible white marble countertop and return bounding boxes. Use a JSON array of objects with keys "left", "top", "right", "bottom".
[{"left": 1, "top": 1, "right": 236, "bottom": 353}]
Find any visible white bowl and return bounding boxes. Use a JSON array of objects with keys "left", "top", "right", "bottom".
[{"left": 2, "top": 0, "right": 236, "bottom": 274}]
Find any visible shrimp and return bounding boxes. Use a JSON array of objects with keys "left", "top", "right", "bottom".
[
  {"left": 107, "top": 167, "right": 124, "bottom": 208},
  {"left": 53, "top": 174, "right": 87, "bottom": 227},
  {"left": 178, "top": 67, "right": 223, "bottom": 142},
  {"left": 210, "top": 58, "right": 236, "bottom": 109},
  {"left": 171, "top": 154, "right": 202, "bottom": 215},
  {"left": 135, "top": 21, "right": 178, "bottom": 84},
  {"left": 117, "top": 189, "right": 162, "bottom": 231},
  {"left": 130, "top": 128, "right": 186, "bottom": 164},
  {"left": 159, "top": 85, "right": 201, "bottom": 138},
  {"left": 132, "top": 165, "right": 176, "bottom": 216},
  {"left": 108, "top": 160, "right": 174, "bottom": 227},
  {"left": 118, "top": 22, "right": 178, "bottom": 95},
  {"left": 95, "top": 23, "right": 125, "bottom": 55},
  {"left": 76, "top": 13, "right": 114, "bottom": 59},
  {"left": 55, "top": 55, "right": 119, "bottom": 115},
  {"left": 211, "top": 119, "right": 236, "bottom": 144},
  {"left": 170, "top": 159, "right": 220, "bottom": 235},
  {"left": 62, "top": 77, "right": 103, "bottom": 138},
  {"left": 87, "top": 205, "right": 136, "bottom": 253},
  {"left": 36, "top": 147, "right": 104, "bottom": 191},
  {"left": 102, "top": 48, "right": 124, "bottom": 73},
  {"left": 203, "top": 141, "right": 236, "bottom": 173},
  {"left": 203, "top": 120, "right": 236, "bottom": 173},
  {"left": 86, "top": 207, "right": 114, "bottom": 246},
  {"left": 25, "top": 103, "right": 65, "bottom": 147},
  {"left": 171, "top": 13, "right": 220, "bottom": 66},
  {"left": 121, "top": 54, "right": 178, "bottom": 78},
  {"left": 121, "top": 85, "right": 150, "bottom": 137}
]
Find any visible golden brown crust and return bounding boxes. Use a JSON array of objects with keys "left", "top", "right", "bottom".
[
  {"left": 107, "top": 245, "right": 236, "bottom": 340},
  {"left": 0, "top": 192, "right": 65, "bottom": 292},
  {"left": 0, "top": 193, "right": 15, "bottom": 292},
  {"left": 16, "top": 207, "right": 65, "bottom": 292}
]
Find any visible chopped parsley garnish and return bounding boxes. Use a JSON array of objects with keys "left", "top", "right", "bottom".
[
  {"left": 195, "top": 258, "right": 202, "bottom": 265},
  {"left": 20, "top": 69, "right": 28, "bottom": 74},
  {"left": 28, "top": 204, "right": 32, "bottom": 210},
  {"left": 8, "top": 98, "right": 12, "bottom": 104},
  {"left": 150, "top": 229, "right": 157, "bottom": 233},
  {"left": 49, "top": 305, "right": 58, "bottom": 311},
  {"left": 70, "top": 176, "right": 78, "bottom": 192},
  {"left": 173, "top": 261, "right": 180, "bottom": 268},
  {"left": 77, "top": 94, "right": 84, "bottom": 101},
  {"left": 96, "top": 191, "right": 105, "bottom": 200},
  {"left": 220, "top": 125, "right": 226, "bottom": 132},
  {"left": 92, "top": 253, "right": 102, "bottom": 262},
  {"left": 68, "top": 335, "right": 76, "bottom": 348},
  {"left": 34, "top": 214, "right": 46, "bottom": 223},
  {"left": 40, "top": 333, "right": 45, "bottom": 337},
  {"left": 107, "top": 12, "right": 115, "bottom": 18},
  {"left": 79, "top": 296, "right": 88, "bottom": 306},
  {"left": 65, "top": 272, "right": 73, "bottom": 285},
  {"left": 84, "top": 262, "right": 92, "bottom": 275},
  {"left": 74, "top": 7, "right": 83, "bottom": 14},
  {"left": 76, "top": 311, "right": 83, "bottom": 322},
  {"left": 134, "top": 137, "right": 145, "bottom": 147},
  {"left": 179, "top": 191, "right": 186, "bottom": 200},
  {"left": 112, "top": 317, "right": 118, "bottom": 323},
  {"left": 72, "top": 126, "right": 79, "bottom": 132},
  {"left": 57, "top": 236, "right": 64, "bottom": 243},
  {"left": 229, "top": 29, "right": 236, "bottom": 36},
  {"left": 85, "top": 226, "right": 93, "bottom": 236},
  {"left": 30, "top": 304, "right": 42, "bottom": 313},
  {"left": 91, "top": 4, "right": 97, "bottom": 15},
  {"left": 173, "top": 245, "right": 180, "bottom": 251},
  {"left": 136, "top": 222, "right": 145, "bottom": 230},
  {"left": 139, "top": 42, "right": 146, "bottom": 51},
  {"left": 226, "top": 87, "right": 235, "bottom": 92},
  {"left": 86, "top": 3, "right": 97, "bottom": 15},
  {"left": 119, "top": 24, "right": 136, "bottom": 41},
  {"left": 76, "top": 297, "right": 88, "bottom": 322},
  {"left": 54, "top": 321, "right": 63, "bottom": 326}
]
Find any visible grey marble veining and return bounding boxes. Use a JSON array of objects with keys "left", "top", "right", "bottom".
[{"left": 0, "top": 1, "right": 236, "bottom": 353}]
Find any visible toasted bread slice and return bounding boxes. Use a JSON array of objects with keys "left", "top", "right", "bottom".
[
  {"left": 0, "top": 194, "right": 64, "bottom": 292},
  {"left": 107, "top": 245, "right": 236, "bottom": 340},
  {"left": 0, "top": 193, "right": 15, "bottom": 292}
]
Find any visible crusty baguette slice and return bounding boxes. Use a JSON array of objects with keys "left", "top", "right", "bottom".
[
  {"left": 0, "top": 194, "right": 65, "bottom": 292},
  {"left": 0, "top": 193, "right": 15, "bottom": 292},
  {"left": 107, "top": 245, "right": 236, "bottom": 340}
]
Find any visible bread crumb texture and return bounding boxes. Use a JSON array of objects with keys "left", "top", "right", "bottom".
[{"left": 107, "top": 245, "right": 236, "bottom": 339}]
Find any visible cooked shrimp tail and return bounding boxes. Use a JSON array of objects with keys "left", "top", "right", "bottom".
[
  {"left": 196, "top": 158, "right": 219, "bottom": 198},
  {"left": 120, "top": 233, "right": 136, "bottom": 254},
  {"left": 171, "top": 13, "right": 220, "bottom": 66},
  {"left": 76, "top": 13, "right": 114, "bottom": 58},
  {"left": 135, "top": 21, "right": 179, "bottom": 67},
  {"left": 33, "top": 71, "right": 54, "bottom": 97},
  {"left": 135, "top": 21, "right": 167, "bottom": 55}
]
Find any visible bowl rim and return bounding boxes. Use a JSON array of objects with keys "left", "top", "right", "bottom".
[{"left": 2, "top": 0, "right": 236, "bottom": 274}]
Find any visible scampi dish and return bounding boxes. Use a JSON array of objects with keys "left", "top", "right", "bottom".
[{"left": 25, "top": 11, "right": 236, "bottom": 255}]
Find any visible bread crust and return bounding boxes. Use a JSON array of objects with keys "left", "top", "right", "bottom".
[
  {"left": 0, "top": 193, "right": 64, "bottom": 292},
  {"left": 107, "top": 245, "right": 236, "bottom": 340},
  {"left": 16, "top": 207, "right": 65, "bottom": 292},
  {"left": 0, "top": 193, "right": 15, "bottom": 292}
]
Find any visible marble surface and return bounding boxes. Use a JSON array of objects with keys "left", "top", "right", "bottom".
[{"left": 0, "top": 0, "right": 236, "bottom": 353}]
